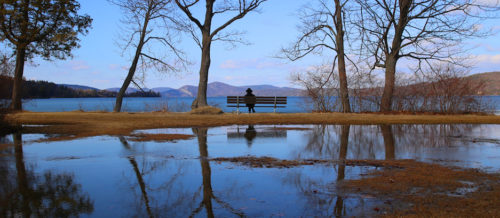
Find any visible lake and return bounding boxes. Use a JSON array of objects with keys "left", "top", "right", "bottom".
[
  {"left": 22, "top": 97, "right": 312, "bottom": 113},
  {"left": 22, "top": 96, "right": 500, "bottom": 113},
  {"left": 1, "top": 124, "right": 500, "bottom": 217}
]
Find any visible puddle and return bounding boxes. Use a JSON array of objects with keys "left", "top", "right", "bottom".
[{"left": 1, "top": 124, "right": 500, "bottom": 216}]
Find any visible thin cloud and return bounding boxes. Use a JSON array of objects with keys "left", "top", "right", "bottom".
[
  {"left": 219, "top": 58, "right": 287, "bottom": 70},
  {"left": 69, "top": 60, "right": 90, "bottom": 71},
  {"left": 473, "top": 54, "right": 500, "bottom": 64}
]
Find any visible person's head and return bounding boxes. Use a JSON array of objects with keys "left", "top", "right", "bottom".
[{"left": 246, "top": 88, "right": 253, "bottom": 93}]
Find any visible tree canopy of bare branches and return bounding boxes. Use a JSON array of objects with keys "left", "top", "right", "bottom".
[
  {"left": 174, "top": 0, "right": 268, "bottom": 109},
  {"left": 353, "top": 0, "right": 500, "bottom": 112},
  {"left": 0, "top": 0, "right": 92, "bottom": 111},
  {"left": 284, "top": 0, "right": 356, "bottom": 113},
  {"left": 110, "top": 0, "right": 186, "bottom": 112}
]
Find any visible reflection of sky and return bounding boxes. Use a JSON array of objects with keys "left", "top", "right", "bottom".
[
  {"left": 3, "top": 124, "right": 500, "bottom": 216},
  {"left": 16, "top": 124, "right": 500, "bottom": 169}
]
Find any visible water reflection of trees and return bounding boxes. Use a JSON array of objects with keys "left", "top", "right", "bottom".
[
  {"left": 118, "top": 136, "right": 194, "bottom": 217},
  {"left": 284, "top": 124, "right": 482, "bottom": 216},
  {"left": 283, "top": 125, "right": 373, "bottom": 217},
  {"left": 0, "top": 133, "right": 94, "bottom": 217},
  {"left": 191, "top": 128, "right": 244, "bottom": 217},
  {"left": 391, "top": 124, "right": 478, "bottom": 154},
  {"left": 117, "top": 128, "right": 244, "bottom": 217},
  {"left": 299, "top": 124, "right": 480, "bottom": 160}
]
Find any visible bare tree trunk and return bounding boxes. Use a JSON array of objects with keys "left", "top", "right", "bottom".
[
  {"left": 192, "top": 37, "right": 211, "bottom": 109},
  {"left": 114, "top": 11, "right": 150, "bottom": 112},
  {"left": 334, "top": 0, "right": 351, "bottom": 113},
  {"left": 11, "top": 47, "right": 26, "bottom": 111},
  {"left": 191, "top": 0, "right": 214, "bottom": 109},
  {"left": 380, "top": 0, "right": 409, "bottom": 112},
  {"left": 114, "top": 51, "right": 142, "bottom": 112},
  {"left": 380, "top": 56, "right": 397, "bottom": 112}
]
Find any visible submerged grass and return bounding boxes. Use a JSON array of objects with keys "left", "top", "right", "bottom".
[
  {"left": 341, "top": 160, "right": 500, "bottom": 217},
  {"left": 127, "top": 133, "right": 194, "bottom": 142},
  {"left": 213, "top": 156, "right": 500, "bottom": 216}
]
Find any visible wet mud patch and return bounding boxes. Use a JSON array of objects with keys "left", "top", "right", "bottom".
[
  {"left": 127, "top": 133, "right": 194, "bottom": 142},
  {"left": 46, "top": 156, "right": 87, "bottom": 161},
  {"left": 33, "top": 134, "right": 79, "bottom": 143},
  {"left": 448, "top": 135, "right": 500, "bottom": 145},
  {"left": 210, "top": 156, "right": 410, "bottom": 169},
  {"left": 339, "top": 160, "right": 500, "bottom": 216},
  {"left": 211, "top": 156, "right": 325, "bottom": 168},
  {"left": 266, "top": 127, "right": 312, "bottom": 131}
]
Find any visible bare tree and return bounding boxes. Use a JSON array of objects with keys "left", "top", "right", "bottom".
[
  {"left": 174, "top": 0, "right": 268, "bottom": 109},
  {"left": 0, "top": 53, "right": 14, "bottom": 77},
  {"left": 284, "top": 0, "right": 355, "bottom": 113},
  {"left": 291, "top": 65, "right": 341, "bottom": 112},
  {"left": 0, "top": 0, "right": 92, "bottom": 111},
  {"left": 0, "top": 53, "right": 14, "bottom": 109},
  {"left": 353, "top": 0, "right": 499, "bottom": 112},
  {"left": 110, "top": 0, "right": 186, "bottom": 112}
]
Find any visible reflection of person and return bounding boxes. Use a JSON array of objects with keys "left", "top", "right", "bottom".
[
  {"left": 244, "top": 88, "right": 256, "bottom": 113},
  {"left": 244, "top": 125, "right": 257, "bottom": 147}
]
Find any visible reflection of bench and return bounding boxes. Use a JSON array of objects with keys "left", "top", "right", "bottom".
[
  {"left": 227, "top": 126, "right": 287, "bottom": 139},
  {"left": 227, "top": 96, "right": 287, "bottom": 113}
]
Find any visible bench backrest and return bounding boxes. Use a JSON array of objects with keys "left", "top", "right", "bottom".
[{"left": 227, "top": 96, "right": 287, "bottom": 104}]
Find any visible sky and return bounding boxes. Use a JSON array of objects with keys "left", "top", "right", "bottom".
[{"left": 15, "top": 0, "right": 500, "bottom": 89}]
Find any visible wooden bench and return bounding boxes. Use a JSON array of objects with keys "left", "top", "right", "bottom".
[{"left": 227, "top": 96, "right": 287, "bottom": 113}]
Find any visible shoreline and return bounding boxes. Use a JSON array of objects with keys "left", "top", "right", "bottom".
[{"left": 3, "top": 111, "right": 500, "bottom": 140}]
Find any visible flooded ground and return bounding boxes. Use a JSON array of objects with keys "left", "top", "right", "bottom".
[{"left": 1, "top": 124, "right": 500, "bottom": 217}]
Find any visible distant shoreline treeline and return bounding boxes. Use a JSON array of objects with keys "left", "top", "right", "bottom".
[{"left": 0, "top": 76, "right": 160, "bottom": 99}]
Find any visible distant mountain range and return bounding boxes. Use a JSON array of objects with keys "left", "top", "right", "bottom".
[
  {"left": 62, "top": 82, "right": 306, "bottom": 97},
  {"left": 59, "top": 71, "right": 500, "bottom": 97}
]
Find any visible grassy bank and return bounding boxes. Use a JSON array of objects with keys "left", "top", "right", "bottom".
[{"left": 4, "top": 111, "right": 500, "bottom": 140}]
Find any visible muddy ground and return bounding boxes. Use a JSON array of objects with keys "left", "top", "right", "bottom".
[{"left": 213, "top": 156, "right": 500, "bottom": 217}]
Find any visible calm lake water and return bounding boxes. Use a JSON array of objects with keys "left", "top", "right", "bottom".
[
  {"left": 22, "top": 96, "right": 500, "bottom": 113},
  {"left": 1, "top": 124, "right": 500, "bottom": 217},
  {"left": 22, "top": 97, "right": 312, "bottom": 113}
]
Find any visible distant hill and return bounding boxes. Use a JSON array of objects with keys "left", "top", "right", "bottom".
[
  {"left": 0, "top": 76, "right": 160, "bottom": 99},
  {"left": 466, "top": 71, "right": 500, "bottom": 95},
  {"left": 151, "top": 87, "right": 174, "bottom": 93},
  {"left": 53, "top": 82, "right": 305, "bottom": 97},
  {"left": 6, "top": 72, "right": 496, "bottom": 99},
  {"left": 105, "top": 87, "right": 144, "bottom": 93},
  {"left": 159, "top": 82, "right": 305, "bottom": 97},
  {"left": 59, "top": 84, "right": 99, "bottom": 91}
]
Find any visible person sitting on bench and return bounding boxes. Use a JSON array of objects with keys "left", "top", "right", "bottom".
[{"left": 245, "top": 88, "right": 256, "bottom": 113}]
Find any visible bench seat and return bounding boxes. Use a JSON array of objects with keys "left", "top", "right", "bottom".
[{"left": 227, "top": 96, "right": 287, "bottom": 113}]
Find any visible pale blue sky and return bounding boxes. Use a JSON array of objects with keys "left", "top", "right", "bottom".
[{"left": 19, "top": 0, "right": 500, "bottom": 89}]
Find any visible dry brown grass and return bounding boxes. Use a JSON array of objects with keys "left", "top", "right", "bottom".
[
  {"left": 4, "top": 111, "right": 500, "bottom": 140},
  {"left": 189, "top": 106, "right": 223, "bottom": 115}
]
